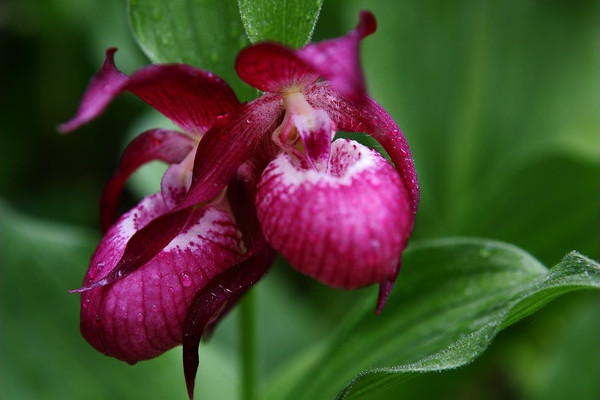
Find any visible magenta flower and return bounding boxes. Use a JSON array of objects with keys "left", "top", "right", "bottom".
[
  {"left": 59, "top": 50, "right": 271, "bottom": 364},
  {"left": 61, "top": 10, "right": 418, "bottom": 399},
  {"left": 178, "top": 10, "right": 419, "bottom": 308}
]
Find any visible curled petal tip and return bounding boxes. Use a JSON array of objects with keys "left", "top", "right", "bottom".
[
  {"left": 357, "top": 11, "right": 377, "bottom": 38},
  {"left": 376, "top": 278, "right": 395, "bottom": 314}
]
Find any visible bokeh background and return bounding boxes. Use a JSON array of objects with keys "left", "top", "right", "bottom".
[{"left": 1, "top": 0, "right": 598, "bottom": 399}]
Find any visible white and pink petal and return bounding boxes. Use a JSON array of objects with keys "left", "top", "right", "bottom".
[
  {"left": 80, "top": 193, "right": 242, "bottom": 363},
  {"left": 256, "top": 139, "right": 410, "bottom": 289}
]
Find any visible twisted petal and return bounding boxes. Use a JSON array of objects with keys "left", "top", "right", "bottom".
[
  {"left": 256, "top": 139, "right": 410, "bottom": 292},
  {"left": 59, "top": 48, "right": 240, "bottom": 135},
  {"left": 100, "top": 128, "right": 196, "bottom": 231},
  {"left": 235, "top": 11, "right": 375, "bottom": 102},
  {"left": 80, "top": 193, "right": 242, "bottom": 363},
  {"left": 182, "top": 232, "right": 275, "bottom": 400}
]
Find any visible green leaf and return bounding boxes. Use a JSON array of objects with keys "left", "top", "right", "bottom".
[
  {"left": 265, "top": 238, "right": 599, "bottom": 400},
  {"left": 128, "top": 0, "right": 253, "bottom": 98},
  {"left": 238, "top": 0, "right": 323, "bottom": 47}
]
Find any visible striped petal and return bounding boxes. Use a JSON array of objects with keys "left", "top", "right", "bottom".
[
  {"left": 256, "top": 139, "right": 410, "bottom": 291},
  {"left": 79, "top": 193, "right": 242, "bottom": 363}
]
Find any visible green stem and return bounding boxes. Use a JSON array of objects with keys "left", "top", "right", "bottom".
[{"left": 239, "top": 289, "right": 258, "bottom": 400}]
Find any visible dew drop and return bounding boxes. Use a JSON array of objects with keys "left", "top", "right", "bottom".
[
  {"left": 181, "top": 272, "right": 192, "bottom": 287},
  {"left": 151, "top": 304, "right": 159, "bottom": 313},
  {"left": 168, "top": 286, "right": 175, "bottom": 294},
  {"left": 479, "top": 247, "right": 491, "bottom": 258},
  {"left": 82, "top": 299, "right": 90, "bottom": 309}
]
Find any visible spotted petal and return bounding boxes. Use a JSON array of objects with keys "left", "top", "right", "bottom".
[
  {"left": 79, "top": 193, "right": 242, "bottom": 363},
  {"left": 59, "top": 48, "right": 240, "bottom": 135}
]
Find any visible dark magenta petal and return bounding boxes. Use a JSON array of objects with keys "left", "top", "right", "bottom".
[
  {"left": 178, "top": 94, "right": 283, "bottom": 209},
  {"left": 100, "top": 128, "right": 195, "bottom": 231},
  {"left": 182, "top": 233, "right": 275, "bottom": 400},
  {"left": 235, "top": 42, "right": 319, "bottom": 93},
  {"left": 58, "top": 48, "right": 128, "bottom": 133},
  {"left": 296, "top": 11, "right": 376, "bottom": 103},
  {"left": 80, "top": 194, "right": 243, "bottom": 362},
  {"left": 59, "top": 48, "right": 240, "bottom": 135},
  {"left": 71, "top": 206, "right": 193, "bottom": 293}
]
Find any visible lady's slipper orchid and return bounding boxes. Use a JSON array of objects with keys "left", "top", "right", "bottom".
[
  {"left": 59, "top": 52, "right": 264, "bottom": 364},
  {"left": 61, "top": 10, "right": 418, "bottom": 399},
  {"left": 180, "top": 10, "right": 419, "bottom": 311}
]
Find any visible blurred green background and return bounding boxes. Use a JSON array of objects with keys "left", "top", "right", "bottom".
[{"left": 1, "top": 0, "right": 598, "bottom": 399}]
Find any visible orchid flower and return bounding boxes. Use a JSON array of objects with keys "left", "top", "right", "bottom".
[
  {"left": 58, "top": 52, "right": 269, "bottom": 363},
  {"left": 179, "top": 10, "right": 419, "bottom": 311},
  {"left": 61, "top": 10, "right": 418, "bottom": 399}
]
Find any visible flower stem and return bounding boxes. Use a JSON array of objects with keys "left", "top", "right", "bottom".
[{"left": 239, "top": 288, "right": 258, "bottom": 400}]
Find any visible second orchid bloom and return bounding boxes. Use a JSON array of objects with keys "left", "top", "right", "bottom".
[{"left": 61, "top": 11, "right": 419, "bottom": 398}]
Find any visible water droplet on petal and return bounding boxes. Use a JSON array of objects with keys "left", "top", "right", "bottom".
[
  {"left": 151, "top": 304, "right": 159, "bottom": 312},
  {"left": 168, "top": 286, "right": 175, "bottom": 294},
  {"left": 82, "top": 299, "right": 90, "bottom": 309},
  {"left": 181, "top": 272, "right": 192, "bottom": 287}
]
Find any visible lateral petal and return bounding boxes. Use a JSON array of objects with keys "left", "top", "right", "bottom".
[
  {"left": 59, "top": 48, "right": 240, "bottom": 135},
  {"left": 100, "top": 128, "right": 195, "bottom": 231}
]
